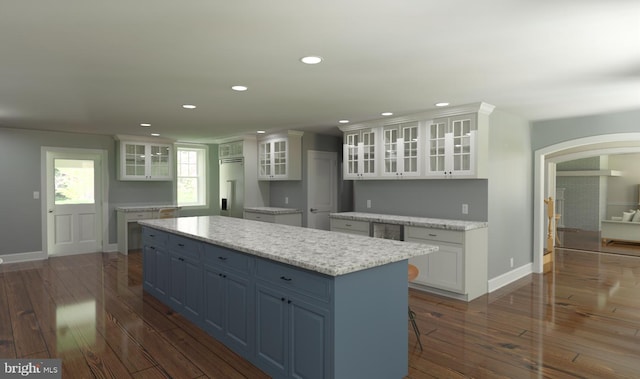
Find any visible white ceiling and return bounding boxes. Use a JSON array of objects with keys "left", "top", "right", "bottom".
[{"left": 1, "top": 0, "right": 639, "bottom": 143}]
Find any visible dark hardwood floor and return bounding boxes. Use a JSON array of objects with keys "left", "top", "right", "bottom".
[{"left": 1, "top": 248, "right": 639, "bottom": 378}]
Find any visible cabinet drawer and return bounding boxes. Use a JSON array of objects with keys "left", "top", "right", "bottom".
[
  {"left": 405, "top": 226, "right": 463, "bottom": 244},
  {"left": 167, "top": 234, "right": 202, "bottom": 260},
  {"left": 203, "top": 244, "right": 252, "bottom": 273},
  {"left": 256, "top": 259, "right": 331, "bottom": 302},
  {"left": 330, "top": 219, "right": 370, "bottom": 234},
  {"left": 244, "top": 212, "right": 275, "bottom": 223},
  {"left": 127, "top": 211, "right": 154, "bottom": 221},
  {"left": 142, "top": 228, "right": 168, "bottom": 245}
]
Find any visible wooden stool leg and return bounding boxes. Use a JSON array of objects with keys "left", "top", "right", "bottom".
[{"left": 408, "top": 306, "right": 423, "bottom": 351}]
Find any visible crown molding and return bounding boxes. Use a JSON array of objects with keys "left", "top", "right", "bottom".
[{"left": 338, "top": 102, "right": 495, "bottom": 132}]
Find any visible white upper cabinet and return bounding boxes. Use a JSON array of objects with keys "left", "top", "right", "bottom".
[
  {"left": 340, "top": 102, "right": 493, "bottom": 180},
  {"left": 116, "top": 136, "right": 173, "bottom": 181},
  {"left": 218, "top": 140, "right": 243, "bottom": 159},
  {"left": 258, "top": 130, "right": 303, "bottom": 181},
  {"left": 425, "top": 113, "right": 477, "bottom": 178},
  {"left": 381, "top": 121, "right": 421, "bottom": 178},
  {"left": 343, "top": 128, "right": 377, "bottom": 179}
]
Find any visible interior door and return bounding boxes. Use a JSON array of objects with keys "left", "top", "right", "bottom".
[
  {"left": 46, "top": 151, "right": 102, "bottom": 256},
  {"left": 307, "top": 151, "right": 337, "bottom": 230}
]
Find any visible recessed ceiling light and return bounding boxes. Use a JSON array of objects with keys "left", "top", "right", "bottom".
[
  {"left": 381, "top": 112, "right": 393, "bottom": 116},
  {"left": 435, "top": 102, "right": 450, "bottom": 107},
  {"left": 232, "top": 85, "right": 248, "bottom": 91},
  {"left": 300, "top": 56, "right": 323, "bottom": 65},
  {"left": 151, "top": 133, "right": 160, "bottom": 137},
  {"left": 257, "top": 130, "right": 266, "bottom": 134},
  {"left": 140, "top": 123, "right": 151, "bottom": 127},
  {"left": 182, "top": 104, "right": 196, "bottom": 109},
  {"left": 338, "top": 120, "right": 350, "bottom": 124}
]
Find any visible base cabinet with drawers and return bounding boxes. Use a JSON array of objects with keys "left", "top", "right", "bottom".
[
  {"left": 329, "top": 218, "right": 370, "bottom": 236},
  {"left": 406, "top": 225, "right": 488, "bottom": 301},
  {"left": 141, "top": 225, "right": 408, "bottom": 379}
]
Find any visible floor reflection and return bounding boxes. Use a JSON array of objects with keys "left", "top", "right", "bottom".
[{"left": 56, "top": 300, "right": 96, "bottom": 352}]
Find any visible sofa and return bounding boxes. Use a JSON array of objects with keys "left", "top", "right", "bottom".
[{"left": 601, "top": 210, "right": 640, "bottom": 244}]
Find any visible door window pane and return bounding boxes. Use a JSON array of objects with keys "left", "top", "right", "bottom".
[{"left": 54, "top": 159, "right": 95, "bottom": 204}]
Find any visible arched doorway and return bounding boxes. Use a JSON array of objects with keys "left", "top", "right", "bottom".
[{"left": 533, "top": 133, "right": 640, "bottom": 273}]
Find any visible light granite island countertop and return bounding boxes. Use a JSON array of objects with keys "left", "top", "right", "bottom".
[
  {"left": 138, "top": 215, "right": 437, "bottom": 379},
  {"left": 139, "top": 215, "right": 436, "bottom": 276}
]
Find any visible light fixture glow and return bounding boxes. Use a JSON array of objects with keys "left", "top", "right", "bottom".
[
  {"left": 232, "top": 85, "right": 248, "bottom": 91},
  {"left": 300, "top": 56, "right": 323, "bottom": 64},
  {"left": 140, "top": 123, "right": 151, "bottom": 127},
  {"left": 257, "top": 130, "right": 266, "bottom": 134},
  {"left": 381, "top": 112, "right": 393, "bottom": 116},
  {"left": 435, "top": 102, "right": 450, "bottom": 107},
  {"left": 182, "top": 104, "right": 196, "bottom": 109},
  {"left": 338, "top": 120, "right": 350, "bottom": 124},
  {"left": 151, "top": 133, "right": 160, "bottom": 137}
]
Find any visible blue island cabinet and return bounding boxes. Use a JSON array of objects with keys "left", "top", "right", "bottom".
[
  {"left": 141, "top": 226, "right": 410, "bottom": 379},
  {"left": 202, "top": 244, "right": 254, "bottom": 357}
]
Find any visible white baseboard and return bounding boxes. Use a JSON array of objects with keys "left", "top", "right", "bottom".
[
  {"left": 104, "top": 243, "right": 119, "bottom": 253},
  {"left": 488, "top": 263, "right": 533, "bottom": 293},
  {"left": 0, "top": 251, "right": 47, "bottom": 265}
]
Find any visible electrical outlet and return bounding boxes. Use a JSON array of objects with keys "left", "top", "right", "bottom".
[
  {"left": 367, "top": 200, "right": 372, "bottom": 208},
  {"left": 510, "top": 258, "right": 514, "bottom": 268},
  {"left": 462, "top": 204, "right": 468, "bottom": 214},
  {"left": 33, "top": 191, "right": 40, "bottom": 199},
  {"left": 285, "top": 197, "right": 289, "bottom": 204}
]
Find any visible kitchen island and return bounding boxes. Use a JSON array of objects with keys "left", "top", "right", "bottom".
[{"left": 139, "top": 216, "right": 437, "bottom": 379}]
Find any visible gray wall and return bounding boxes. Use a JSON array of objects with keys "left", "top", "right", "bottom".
[
  {"left": 607, "top": 153, "right": 640, "bottom": 218},
  {"left": 531, "top": 108, "right": 640, "bottom": 150},
  {"left": 557, "top": 157, "right": 604, "bottom": 231},
  {"left": 353, "top": 179, "right": 488, "bottom": 221},
  {"left": 269, "top": 132, "right": 347, "bottom": 226},
  {"left": 487, "top": 110, "right": 532, "bottom": 278},
  {"left": 0, "top": 126, "right": 217, "bottom": 256}
]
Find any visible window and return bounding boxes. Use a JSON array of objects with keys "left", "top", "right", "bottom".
[{"left": 176, "top": 145, "right": 207, "bottom": 207}]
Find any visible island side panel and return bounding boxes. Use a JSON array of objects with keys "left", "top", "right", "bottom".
[{"left": 333, "top": 260, "right": 408, "bottom": 379}]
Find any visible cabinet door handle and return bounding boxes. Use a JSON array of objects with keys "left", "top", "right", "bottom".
[
  {"left": 179, "top": 257, "right": 185, "bottom": 261},
  {"left": 149, "top": 234, "right": 155, "bottom": 237},
  {"left": 218, "top": 256, "right": 227, "bottom": 261},
  {"left": 429, "top": 233, "right": 437, "bottom": 237},
  {"left": 178, "top": 243, "right": 185, "bottom": 247},
  {"left": 345, "top": 224, "right": 352, "bottom": 227},
  {"left": 281, "top": 297, "right": 286, "bottom": 302},
  {"left": 287, "top": 300, "right": 292, "bottom": 304},
  {"left": 280, "top": 276, "right": 292, "bottom": 282},
  {"left": 149, "top": 246, "right": 156, "bottom": 250}
]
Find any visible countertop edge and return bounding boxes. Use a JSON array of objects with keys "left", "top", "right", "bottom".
[
  {"left": 330, "top": 212, "right": 488, "bottom": 231},
  {"left": 244, "top": 207, "right": 303, "bottom": 215}
]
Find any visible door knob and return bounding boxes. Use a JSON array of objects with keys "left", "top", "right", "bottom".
[{"left": 48, "top": 210, "right": 54, "bottom": 213}]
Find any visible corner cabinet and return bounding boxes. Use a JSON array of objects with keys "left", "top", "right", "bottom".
[
  {"left": 116, "top": 136, "right": 174, "bottom": 181},
  {"left": 258, "top": 130, "right": 303, "bottom": 181},
  {"left": 339, "top": 102, "right": 494, "bottom": 180}
]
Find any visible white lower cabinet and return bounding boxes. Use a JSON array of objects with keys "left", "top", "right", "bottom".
[
  {"left": 406, "top": 225, "right": 488, "bottom": 301},
  {"left": 329, "top": 218, "right": 370, "bottom": 236}
]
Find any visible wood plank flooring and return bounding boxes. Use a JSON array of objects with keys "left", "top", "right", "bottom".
[{"left": 1, "top": 249, "right": 639, "bottom": 378}]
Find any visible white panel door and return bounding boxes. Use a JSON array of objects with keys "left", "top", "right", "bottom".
[
  {"left": 307, "top": 151, "right": 337, "bottom": 230},
  {"left": 46, "top": 151, "right": 102, "bottom": 256}
]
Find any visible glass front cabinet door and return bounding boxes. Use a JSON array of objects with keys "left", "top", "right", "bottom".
[
  {"left": 258, "top": 131, "right": 303, "bottom": 181},
  {"left": 119, "top": 141, "right": 173, "bottom": 181},
  {"left": 425, "top": 113, "right": 477, "bottom": 178},
  {"left": 343, "top": 128, "right": 377, "bottom": 179},
  {"left": 381, "top": 121, "right": 421, "bottom": 178}
]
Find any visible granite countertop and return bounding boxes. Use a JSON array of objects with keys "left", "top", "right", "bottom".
[
  {"left": 244, "top": 207, "right": 303, "bottom": 215},
  {"left": 139, "top": 216, "right": 437, "bottom": 276},
  {"left": 330, "top": 212, "right": 488, "bottom": 231},
  {"left": 116, "top": 205, "right": 181, "bottom": 212}
]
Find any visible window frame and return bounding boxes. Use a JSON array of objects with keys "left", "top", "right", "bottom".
[{"left": 175, "top": 144, "right": 209, "bottom": 209}]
